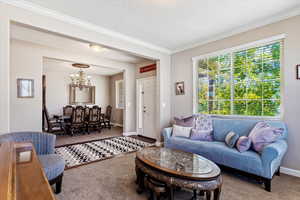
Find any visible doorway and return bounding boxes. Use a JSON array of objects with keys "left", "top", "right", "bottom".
[{"left": 136, "top": 76, "right": 156, "bottom": 139}]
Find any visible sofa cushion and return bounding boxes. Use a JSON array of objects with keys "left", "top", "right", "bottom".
[
  {"left": 165, "top": 137, "right": 263, "bottom": 176},
  {"left": 190, "top": 129, "right": 213, "bottom": 141},
  {"left": 212, "top": 118, "right": 287, "bottom": 142},
  {"left": 194, "top": 114, "right": 213, "bottom": 132},
  {"left": 236, "top": 136, "right": 252, "bottom": 153},
  {"left": 172, "top": 125, "right": 192, "bottom": 138},
  {"left": 248, "top": 122, "right": 284, "bottom": 152},
  {"left": 225, "top": 131, "right": 239, "bottom": 148},
  {"left": 39, "top": 154, "right": 65, "bottom": 181},
  {"left": 174, "top": 116, "right": 194, "bottom": 127},
  {"left": 190, "top": 114, "right": 214, "bottom": 141}
]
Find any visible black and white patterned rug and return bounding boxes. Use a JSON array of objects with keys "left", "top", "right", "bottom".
[{"left": 55, "top": 136, "right": 154, "bottom": 169}]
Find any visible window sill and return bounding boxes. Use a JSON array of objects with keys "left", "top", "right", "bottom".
[{"left": 207, "top": 114, "right": 281, "bottom": 121}]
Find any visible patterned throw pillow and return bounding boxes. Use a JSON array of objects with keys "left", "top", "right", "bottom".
[
  {"left": 248, "top": 121, "right": 283, "bottom": 152},
  {"left": 174, "top": 116, "right": 194, "bottom": 127},
  {"left": 194, "top": 114, "right": 213, "bottom": 131},
  {"left": 172, "top": 124, "right": 192, "bottom": 138},
  {"left": 190, "top": 114, "right": 214, "bottom": 141},
  {"left": 225, "top": 131, "right": 239, "bottom": 148},
  {"left": 236, "top": 136, "right": 251, "bottom": 153}
]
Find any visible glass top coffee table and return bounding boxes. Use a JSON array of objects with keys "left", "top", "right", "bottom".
[{"left": 135, "top": 147, "right": 222, "bottom": 200}]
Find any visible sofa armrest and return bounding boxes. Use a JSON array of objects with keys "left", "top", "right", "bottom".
[
  {"left": 261, "top": 139, "right": 288, "bottom": 178},
  {"left": 162, "top": 127, "right": 172, "bottom": 143}
]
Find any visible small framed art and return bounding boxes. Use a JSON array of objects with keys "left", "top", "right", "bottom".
[
  {"left": 175, "top": 81, "right": 185, "bottom": 95},
  {"left": 17, "top": 79, "right": 34, "bottom": 98}
]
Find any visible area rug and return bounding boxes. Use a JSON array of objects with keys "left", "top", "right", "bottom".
[{"left": 55, "top": 136, "right": 154, "bottom": 169}]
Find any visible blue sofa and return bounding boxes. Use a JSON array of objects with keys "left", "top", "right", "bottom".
[
  {"left": 0, "top": 132, "right": 65, "bottom": 194},
  {"left": 163, "top": 118, "right": 288, "bottom": 192}
]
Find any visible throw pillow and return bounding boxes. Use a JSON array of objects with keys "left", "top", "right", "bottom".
[
  {"left": 174, "top": 116, "right": 194, "bottom": 127},
  {"left": 172, "top": 124, "right": 192, "bottom": 138},
  {"left": 194, "top": 114, "right": 213, "bottom": 132},
  {"left": 236, "top": 136, "right": 251, "bottom": 153},
  {"left": 190, "top": 129, "right": 213, "bottom": 141},
  {"left": 225, "top": 131, "right": 239, "bottom": 148},
  {"left": 248, "top": 121, "right": 284, "bottom": 152}
]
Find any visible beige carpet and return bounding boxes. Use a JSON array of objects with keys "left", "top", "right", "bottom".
[{"left": 56, "top": 153, "right": 300, "bottom": 200}]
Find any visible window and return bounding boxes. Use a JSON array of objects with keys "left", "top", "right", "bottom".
[
  {"left": 195, "top": 40, "right": 282, "bottom": 117},
  {"left": 116, "top": 80, "right": 124, "bottom": 109}
]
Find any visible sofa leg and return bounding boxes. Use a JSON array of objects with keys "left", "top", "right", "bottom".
[
  {"left": 55, "top": 174, "right": 63, "bottom": 194},
  {"left": 264, "top": 178, "right": 271, "bottom": 192},
  {"left": 276, "top": 168, "right": 281, "bottom": 176}
]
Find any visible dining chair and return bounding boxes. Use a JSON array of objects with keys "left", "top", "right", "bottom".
[
  {"left": 101, "top": 105, "right": 112, "bottom": 129},
  {"left": 43, "top": 105, "right": 65, "bottom": 134},
  {"left": 86, "top": 105, "right": 102, "bottom": 133},
  {"left": 66, "top": 106, "right": 86, "bottom": 136},
  {"left": 84, "top": 106, "right": 90, "bottom": 121},
  {"left": 63, "top": 105, "right": 74, "bottom": 117}
]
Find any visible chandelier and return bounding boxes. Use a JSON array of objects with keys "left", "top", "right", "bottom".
[{"left": 70, "top": 63, "right": 92, "bottom": 90}]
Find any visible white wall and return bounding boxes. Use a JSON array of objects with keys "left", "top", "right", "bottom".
[
  {"left": 10, "top": 40, "right": 43, "bottom": 132},
  {"left": 10, "top": 39, "right": 136, "bottom": 132},
  {"left": 0, "top": 17, "right": 10, "bottom": 133},
  {"left": 171, "top": 15, "right": 300, "bottom": 171},
  {"left": 43, "top": 60, "right": 110, "bottom": 115}
]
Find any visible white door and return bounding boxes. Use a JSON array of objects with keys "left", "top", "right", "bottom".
[{"left": 137, "top": 77, "right": 156, "bottom": 139}]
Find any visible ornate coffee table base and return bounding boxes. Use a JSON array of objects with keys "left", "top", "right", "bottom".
[{"left": 135, "top": 158, "right": 222, "bottom": 200}]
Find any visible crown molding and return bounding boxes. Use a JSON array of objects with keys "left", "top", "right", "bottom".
[
  {"left": 172, "top": 6, "right": 300, "bottom": 54},
  {"left": 0, "top": 0, "right": 172, "bottom": 55}
]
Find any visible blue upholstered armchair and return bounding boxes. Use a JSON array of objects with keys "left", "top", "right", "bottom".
[{"left": 0, "top": 132, "right": 65, "bottom": 194}]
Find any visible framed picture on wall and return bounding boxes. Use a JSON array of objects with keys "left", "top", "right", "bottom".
[
  {"left": 17, "top": 79, "right": 34, "bottom": 98},
  {"left": 297, "top": 65, "right": 300, "bottom": 80},
  {"left": 175, "top": 81, "right": 185, "bottom": 95}
]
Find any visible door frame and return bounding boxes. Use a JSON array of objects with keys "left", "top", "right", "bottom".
[{"left": 136, "top": 76, "right": 156, "bottom": 136}]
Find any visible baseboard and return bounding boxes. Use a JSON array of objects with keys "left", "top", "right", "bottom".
[
  {"left": 280, "top": 167, "right": 300, "bottom": 178},
  {"left": 123, "top": 132, "right": 137, "bottom": 136},
  {"left": 112, "top": 123, "right": 123, "bottom": 127}
]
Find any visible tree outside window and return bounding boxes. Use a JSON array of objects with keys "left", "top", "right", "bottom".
[{"left": 197, "top": 41, "right": 281, "bottom": 117}]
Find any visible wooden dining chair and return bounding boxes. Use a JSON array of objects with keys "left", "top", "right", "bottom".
[
  {"left": 43, "top": 105, "right": 65, "bottom": 134},
  {"left": 101, "top": 105, "right": 112, "bottom": 129},
  {"left": 63, "top": 105, "right": 74, "bottom": 117},
  {"left": 66, "top": 106, "right": 86, "bottom": 136},
  {"left": 84, "top": 106, "right": 90, "bottom": 122},
  {"left": 86, "top": 105, "right": 102, "bottom": 133}
]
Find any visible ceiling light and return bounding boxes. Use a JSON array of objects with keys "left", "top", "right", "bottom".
[
  {"left": 89, "top": 44, "right": 107, "bottom": 52},
  {"left": 70, "top": 63, "right": 92, "bottom": 90}
]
